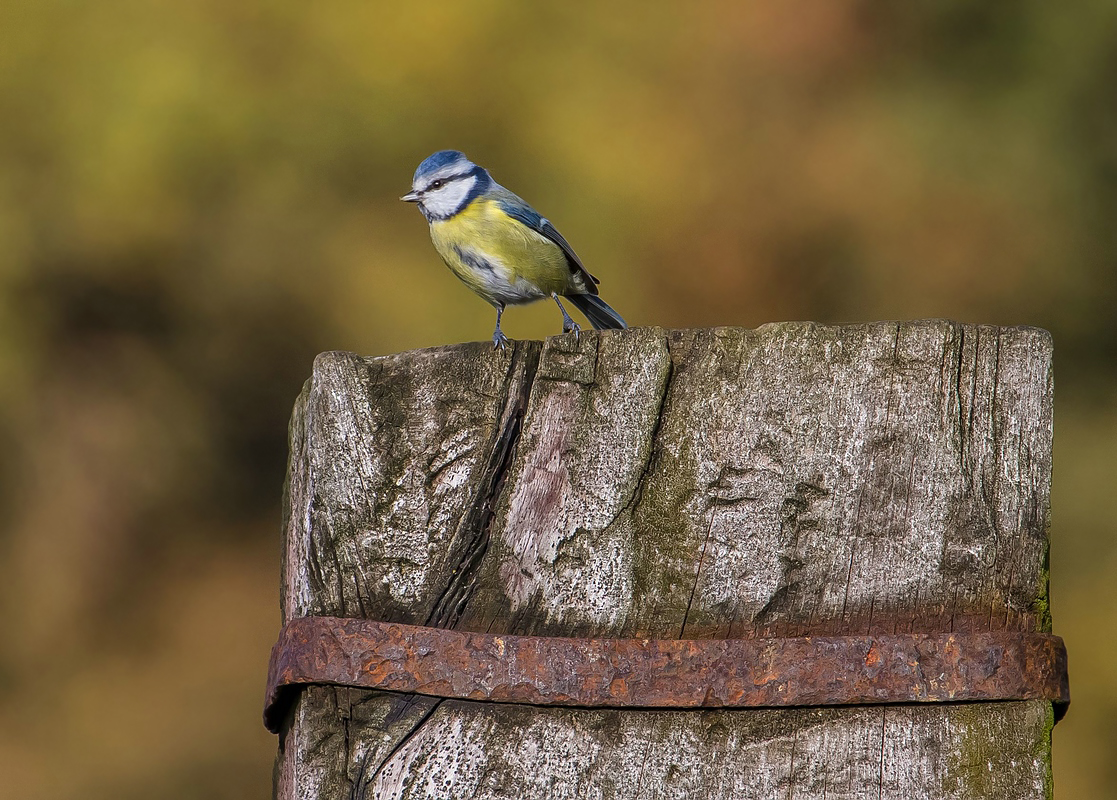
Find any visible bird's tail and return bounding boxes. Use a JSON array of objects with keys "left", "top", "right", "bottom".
[{"left": 569, "top": 293, "right": 627, "bottom": 330}]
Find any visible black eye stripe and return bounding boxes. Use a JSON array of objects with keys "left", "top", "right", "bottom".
[{"left": 426, "top": 172, "right": 470, "bottom": 192}]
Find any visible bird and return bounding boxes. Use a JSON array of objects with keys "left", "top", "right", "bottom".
[{"left": 401, "top": 150, "right": 627, "bottom": 350}]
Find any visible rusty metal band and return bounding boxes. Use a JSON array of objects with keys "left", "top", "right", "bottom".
[{"left": 263, "top": 616, "right": 1069, "bottom": 733}]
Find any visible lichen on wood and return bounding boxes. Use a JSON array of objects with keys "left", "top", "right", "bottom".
[{"left": 275, "top": 321, "right": 1056, "bottom": 799}]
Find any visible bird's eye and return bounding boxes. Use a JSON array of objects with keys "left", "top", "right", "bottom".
[{"left": 430, "top": 179, "right": 445, "bottom": 190}]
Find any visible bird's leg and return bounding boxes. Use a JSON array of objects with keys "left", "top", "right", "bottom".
[
  {"left": 492, "top": 303, "right": 511, "bottom": 351},
  {"left": 552, "top": 294, "right": 581, "bottom": 339}
]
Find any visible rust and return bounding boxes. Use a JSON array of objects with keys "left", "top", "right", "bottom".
[{"left": 263, "top": 616, "right": 1069, "bottom": 734}]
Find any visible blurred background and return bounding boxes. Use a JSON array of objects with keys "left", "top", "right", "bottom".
[{"left": 1, "top": 1, "right": 1114, "bottom": 797}]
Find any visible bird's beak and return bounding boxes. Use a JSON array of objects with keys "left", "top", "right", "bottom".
[{"left": 400, "top": 191, "right": 421, "bottom": 203}]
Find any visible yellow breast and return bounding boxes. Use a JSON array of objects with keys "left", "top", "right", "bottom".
[{"left": 430, "top": 198, "right": 573, "bottom": 305}]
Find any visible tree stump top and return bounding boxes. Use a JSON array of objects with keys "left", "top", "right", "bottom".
[{"left": 276, "top": 321, "right": 1057, "bottom": 800}]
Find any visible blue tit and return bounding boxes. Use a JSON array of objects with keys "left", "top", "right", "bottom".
[{"left": 401, "top": 150, "right": 627, "bottom": 349}]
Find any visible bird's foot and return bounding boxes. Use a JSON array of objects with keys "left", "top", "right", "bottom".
[
  {"left": 492, "top": 329, "right": 512, "bottom": 352},
  {"left": 552, "top": 294, "right": 581, "bottom": 341}
]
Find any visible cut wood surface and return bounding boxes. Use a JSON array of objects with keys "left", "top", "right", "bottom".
[{"left": 274, "top": 321, "right": 1056, "bottom": 800}]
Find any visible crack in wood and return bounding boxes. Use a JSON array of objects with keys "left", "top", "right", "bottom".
[
  {"left": 426, "top": 343, "right": 540, "bottom": 630},
  {"left": 681, "top": 487, "right": 718, "bottom": 639},
  {"left": 626, "top": 336, "right": 674, "bottom": 515},
  {"left": 359, "top": 698, "right": 445, "bottom": 798},
  {"left": 876, "top": 708, "right": 887, "bottom": 800}
]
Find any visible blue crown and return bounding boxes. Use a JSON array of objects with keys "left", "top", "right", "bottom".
[{"left": 415, "top": 150, "right": 469, "bottom": 182}]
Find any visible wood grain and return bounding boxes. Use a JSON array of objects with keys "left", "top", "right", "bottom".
[{"left": 275, "top": 321, "right": 1055, "bottom": 799}]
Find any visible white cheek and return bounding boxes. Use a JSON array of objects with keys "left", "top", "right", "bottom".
[{"left": 423, "top": 175, "right": 477, "bottom": 217}]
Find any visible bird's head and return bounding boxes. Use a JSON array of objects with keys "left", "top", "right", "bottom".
[{"left": 401, "top": 150, "right": 490, "bottom": 221}]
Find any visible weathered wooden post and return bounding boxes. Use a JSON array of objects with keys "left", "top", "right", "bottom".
[{"left": 265, "top": 322, "right": 1068, "bottom": 799}]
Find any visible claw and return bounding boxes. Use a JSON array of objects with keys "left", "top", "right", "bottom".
[
  {"left": 552, "top": 293, "right": 581, "bottom": 340},
  {"left": 491, "top": 303, "right": 511, "bottom": 352}
]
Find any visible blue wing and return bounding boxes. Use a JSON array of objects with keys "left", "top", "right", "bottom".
[{"left": 495, "top": 192, "right": 601, "bottom": 290}]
